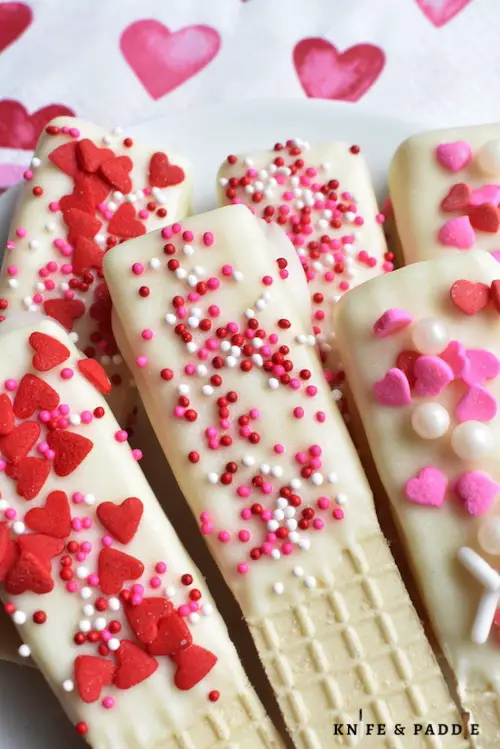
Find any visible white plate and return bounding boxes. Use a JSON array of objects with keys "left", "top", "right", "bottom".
[{"left": 0, "top": 100, "right": 421, "bottom": 749}]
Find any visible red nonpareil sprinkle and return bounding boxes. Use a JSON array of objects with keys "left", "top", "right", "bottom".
[
  {"left": 75, "top": 722, "right": 88, "bottom": 735},
  {"left": 349, "top": 145, "right": 360, "bottom": 154},
  {"left": 139, "top": 286, "right": 150, "bottom": 298},
  {"left": 209, "top": 690, "right": 220, "bottom": 702},
  {"left": 181, "top": 574, "right": 193, "bottom": 586},
  {"left": 33, "top": 610, "right": 47, "bottom": 624}
]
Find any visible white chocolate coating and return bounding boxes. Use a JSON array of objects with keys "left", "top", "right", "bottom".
[
  {"left": 389, "top": 125, "right": 500, "bottom": 264},
  {"left": 0, "top": 117, "right": 192, "bottom": 424},
  {"left": 0, "top": 317, "right": 281, "bottom": 749},
  {"left": 335, "top": 251, "right": 500, "bottom": 725}
]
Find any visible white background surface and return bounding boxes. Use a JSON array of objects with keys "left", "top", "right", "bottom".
[{"left": 0, "top": 100, "right": 419, "bottom": 749}]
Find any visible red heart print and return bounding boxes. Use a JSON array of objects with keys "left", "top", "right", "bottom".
[
  {"left": 14, "top": 374, "right": 59, "bottom": 419},
  {"left": 293, "top": 38, "right": 385, "bottom": 102},
  {"left": 395, "top": 351, "right": 420, "bottom": 389},
  {"left": 98, "top": 548, "right": 144, "bottom": 595},
  {"left": 0, "top": 421, "right": 40, "bottom": 464},
  {"left": 170, "top": 644, "right": 217, "bottom": 690},
  {"left": 59, "top": 182, "right": 96, "bottom": 215},
  {"left": 468, "top": 203, "right": 500, "bottom": 233},
  {"left": 43, "top": 298, "right": 86, "bottom": 331},
  {"left": 63, "top": 207, "right": 102, "bottom": 243},
  {"left": 77, "top": 358, "right": 111, "bottom": 395},
  {"left": 450, "top": 280, "right": 491, "bottom": 315},
  {"left": 0, "top": 523, "right": 18, "bottom": 582},
  {"left": 0, "top": 394, "right": 14, "bottom": 435},
  {"left": 100, "top": 156, "right": 133, "bottom": 194},
  {"left": 48, "top": 141, "right": 80, "bottom": 177},
  {"left": 491, "top": 280, "right": 500, "bottom": 313},
  {"left": 415, "top": 0, "right": 471, "bottom": 28},
  {"left": 440, "top": 182, "right": 471, "bottom": 212},
  {"left": 113, "top": 640, "right": 158, "bottom": 690},
  {"left": 0, "top": 4, "right": 32, "bottom": 54},
  {"left": 46, "top": 430, "right": 93, "bottom": 477},
  {"left": 6, "top": 457, "right": 51, "bottom": 500},
  {"left": 149, "top": 152, "right": 185, "bottom": 188},
  {"left": 29, "top": 332, "right": 70, "bottom": 372},
  {"left": 71, "top": 237, "right": 104, "bottom": 276},
  {"left": 5, "top": 551, "right": 54, "bottom": 595},
  {"left": 120, "top": 20, "right": 221, "bottom": 100},
  {"left": 107, "top": 203, "right": 146, "bottom": 239},
  {"left": 24, "top": 491, "right": 71, "bottom": 538},
  {"left": 75, "top": 655, "right": 115, "bottom": 703},
  {"left": 96, "top": 497, "right": 143, "bottom": 544},
  {"left": 148, "top": 611, "right": 193, "bottom": 656},
  {"left": 77, "top": 139, "right": 114, "bottom": 174},
  {"left": 124, "top": 597, "right": 174, "bottom": 644},
  {"left": 19, "top": 532, "right": 65, "bottom": 561},
  {"left": 0, "top": 100, "right": 75, "bottom": 149}
]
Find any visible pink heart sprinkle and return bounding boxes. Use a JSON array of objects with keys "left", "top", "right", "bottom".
[
  {"left": 373, "top": 368, "right": 411, "bottom": 407},
  {"left": 414, "top": 355, "right": 454, "bottom": 397},
  {"left": 405, "top": 466, "right": 448, "bottom": 507},
  {"left": 456, "top": 385, "right": 498, "bottom": 423},
  {"left": 373, "top": 308, "right": 413, "bottom": 338},
  {"left": 454, "top": 471, "right": 499, "bottom": 516},
  {"left": 440, "top": 340, "right": 469, "bottom": 379},
  {"left": 463, "top": 349, "right": 500, "bottom": 386},
  {"left": 436, "top": 141, "right": 472, "bottom": 173},
  {"left": 438, "top": 215, "right": 475, "bottom": 249},
  {"left": 470, "top": 185, "right": 500, "bottom": 206}
]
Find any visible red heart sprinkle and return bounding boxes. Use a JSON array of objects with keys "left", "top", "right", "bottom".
[
  {"left": 124, "top": 597, "right": 173, "bottom": 644},
  {"left": 395, "top": 350, "right": 420, "bottom": 389},
  {"left": 48, "top": 141, "right": 80, "bottom": 177},
  {"left": 44, "top": 298, "right": 86, "bottom": 331},
  {"left": 24, "top": 491, "right": 71, "bottom": 538},
  {"left": 29, "top": 332, "right": 70, "bottom": 372},
  {"left": 440, "top": 182, "right": 472, "bottom": 212},
  {"left": 96, "top": 497, "right": 143, "bottom": 544},
  {"left": 170, "top": 644, "right": 217, "bottom": 691},
  {"left": 107, "top": 203, "right": 146, "bottom": 239},
  {"left": 100, "top": 156, "right": 133, "bottom": 194},
  {"left": 19, "top": 533, "right": 65, "bottom": 561},
  {"left": 5, "top": 551, "right": 54, "bottom": 595},
  {"left": 63, "top": 207, "right": 102, "bottom": 244},
  {"left": 77, "top": 358, "right": 111, "bottom": 395},
  {"left": 59, "top": 181, "right": 96, "bottom": 216},
  {"left": 75, "top": 173, "right": 111, "bottom": 206},
  {"left": 71, "top": 236, "right": 104, "bottom": 276},
  {"left": 450, "top": 280, "right": 491, "bottom": 315},
  {"left": 0, "top": 394, "right": 14, "bottom": 435},
  {"left": 13, "top": 373, "right": 59, "bottom": 419},
  {"left": 11, "top": 373, "right": 57, "bottom": 420},
  {"left": 0, "top": 421, "right": 40, "bottom": 464},
  {"left": 77, "top": 139, "right": 114, "bottom": 174},
  {"left": 148, "top": 611, "right": 192, "bottom": 656},
  {"left": 491, "top": 280, "right": 500, "bottom": 314},
  {"left": 6, "top": 457, "right": 51, "bottom": 501},
  {"left": 468, "top": 203, "right": 500, "bottom": 233},
  {"left": 75, "top": 655, "right": 115, "bottom": 703},
  {"left": 98, "top": 547, "right": 144, "bottom": 595},
  {"left": 46, "top": 430, "right": 93, "bottom": 477},
  {"left": 0, "top": 523, "right": 18, "bottom": 582},
  {"left": 149, "top": 152, "right": 185, "bottom": 188},
  {"left": 113, "top": 640, "right": 158, "bottom": 690}
]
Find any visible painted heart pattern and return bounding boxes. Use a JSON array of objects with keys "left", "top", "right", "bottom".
[
  {"left": 0, "top": 100, "right": 75, "bottom": 149},
  {"left": 293, "top": 38, "right": 385, "bottom": 102},
  {"left": 415, "top": 0, "right": 471, "bottom": 28},
  {"left": 120, "top": 20, "right": 221, "bottom": 100},
  {"left": 0, "top": 3, "right": 32, "bottom": 54}
]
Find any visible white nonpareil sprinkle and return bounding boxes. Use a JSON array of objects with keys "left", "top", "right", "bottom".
[
  {"left": 298, "top": 538, "right": 311, "bottom": 551},
  {"left": 252, "top": 337, "right": 263, "bottom": 349},
  {"left": 0, "top": 499, "right": 8, "bottom": 511},
  {"left": 276, "top": 497, "right": 288, "bottom": 510},
  {"left": 186, "top": 275, "right": 198, "bottom": 288},
  {"left": 12, "top": 521, "right": 25, "bottom": 535},
  {"left": 273, "top": 509, "right": 285, "bottom": 522},
  {"left": 80, "top": 587, "right": 92, "bottom": 600},
  {"left": 255, "top": 299, "right": 266, "bottom": 311},
  {"left": 271, "top": 549, "right": 281, "bottom": 560},
  {"left": 335, "top": 493, "right": 347, "bottom": 505},
  {"left": 165, "top": 313, "right": 176, "bottom": 325},
  {"left": 202, "top": 603, "right": 214, "bottom": 617},
  {"left": 70, "top": 414, "right": 81, "bottom": 426},
  {"left": 207, "top": 473, "right": 219, "bottom": 485},
  {"left": 304, "top": 576, "right": 317, "bottom": 589},
  {"left": 225, "top": 356, "right": 237, "bottom": 368},
  {"left": 245, "top": 309, "right": 255, "bottom": 318},
  {"left": 100, "top": 355, "right": 111, "bottom": 366},
  {"left": 83, "top": 604, "right": 95, "bottom": 617},
  {"left": 252, "top": 354, "right": 264, "bottom": 367},
  {"left": 327, "top": 472, "right": 338, "bottom": 484},
  {"left": 242, "top": 455, "right": 255, "bottom": 467},
  {"left": 189, "top": 613, "right": 200, "bottom": 625},
  {"left": 268, "top": 378, "right": 279, "bottom": 390},
  {"left": 165, "top": 586, "right": 176, "bottom": 599},
  {"left": 112, "top": 355, "right": 122, "bottom": 365},
  {"left": 311, "top": 473, "right": 323, "bottom": 486},
  {"left": 186, "top": 342, "right": 197, "bottom": 354},
  {"left": 69, "top": 332, "right": 79, "bottom": 344},
  {"left": 31, "top": 157, "right": 41, "bottom": 168},
  {"left": 8, "top": 279, "right": 18, "bottom": 289},
  {"left": 18, "top": 645, "right": 31, "bottom": 658},
  {"left": 94, "top": 617, "right": 107, "bottom": 631},
  {"left": 260, "top": 463, "right": 270, "bottom": 475},
  {"left": 267, "top": 520, "right": 279, "bottom": 532},
  {"left": 79, "top": 620, "right": 91, "bottom": 633},
  {"left": 149, "top": 258, "right": 161, "bottom": 270},
  {"left": 286, "top": 519, "right": 298, "bottom": 531},
  {"left": 178, "top": 384, "right": 189, "bottom": 395},
  {"left": 76, "top": 566, "right": 89, "bottom": 580},
  {"left": 292, "top": 566, "right": 304, "bottom": 578},
  {"left": 84, "top": 494, "right": 96, "bottom": 506},
  {"left": 202, "top": 385, "right": 214, "bottom": 397},
  {"left": 108, "top": 638, "right": 120, "bottom": 652},
  {"left": 271, "top": 466, "right": 284, "bottom": 478},
  {"left": 175, "top": 268, "right": 187, "bottom": 280},
  {"left": 182, "top": 244, "right": 194, "bottom": 256},
  {"left": 108, "top": 597, "right": 121, "bottom": 612},
  {"left": 219, "top": 177, "right": 228, "bottom": 186},
  {"left": 29, "top": 240, "right": 40, "bottom": 250},
  {"left": 220, "top": 341, "right": 231, "bottom": 353},
  {"left": 273, "top": 582, "right": 284, "bottom": 595},
  {"left": 187, "top": 316, "right": 199, "bottom": 328},
  {"left": 290, "top": 478, "right": 301, "bottom": 490},
  {"left": 13, "top": 611, "right": 26, "bottom": 625},
  {"left": 62, "top": 680, "right": 74, "bottom": 692},
  {"left": 288, "top": 531, "right": 300, "bottom": 543},
  {"left": 196, "top": 365, "right": 208, "bottom": 377},
  {"left": 45, "top": 222, "right": 56, "bottom": 232}
]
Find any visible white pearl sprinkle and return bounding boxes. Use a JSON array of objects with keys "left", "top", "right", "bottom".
[
  {"left": 293, "top": 566, "right": 304, "bottom": 578},
  {"left": 76, "top": 567, "right": 89, "bottom": 580},
  {"left": 0, "top": 500, "right": 8, "bottom": 511},
  {"left": 45, "top": 222, "right": 56, "bottom": 232},
  {"left": 79, "top": 619, "right": 91, "bottom": 633},
  {"left": 29, "top": 240, "right": 40, "bottom": 250},
  {"left": 311, "top": 473, "right": 323, "bottom": 486},
  {"left": 233, "top": 271, "right": 244, "bottom": 282},
  {"left": 202, "top": 385, "right": 214, "bottom": 396},
  {"left": 304, "top": 576, "right": 317, "bottom": 589},
  {"left": 31, "top": 156, "right": 41, "bottom": 168},
  {"left": 242, "top": 455, "right": 255, "bottom": 467},
  {"left": 271, "top": 466, "right": 284, "bottom": 478},
  {"left": 290, "top": 478, "right": 302, "bottom": 490},
  {"left": 252, "top": 354, "right": 263, "bottom": 367},
  {"left": 260, "top": 464, "right": 270, "bottom": 475},
  {"left": 149, "top": 258, "right": 161, "bottom": 270},
  {"left": 187, "top": 316, "right": 199, "bottom": 328},
  {"left": 268, "top": 378, "right": 279, "bottom": 390},
  {"left": 178, "top": 384, "right": 189, "bottom": 395},
  {"left": 276, "top": 497, "right": 288, "bottom": 510},
  {"left": 69, "top": 414, "right": 81, "bottom": 426},
  {"left": 69, "top": 332, "right": 79, "bottom": 343},
  {"left": 208, "top": 473, "right": 219, "bottom": 485},
  {"left": 273, "top": 509, "right": 285, "bottom": 522},
  {"left": 336, "top": 493, "right": 347, "bottom": 505},
  {"left": 108, "top": 638, "right": 120, "bottom": 651},
  {"left": 100, "top": 355, "right": 111, "bottom": 367},
  {"left": 83, "top": 604, "right": 95, "bottom": 617},
  {"left": 284, "top": 506, "right": 296, "bottom": 519},
  {"left": 8, "top": 279, "right": 18, "bottom": 289},
  {"left": 175, "top": 268, "right": 187, "bottom": 280},
  {"left": 286, "top": 519, "right": 298, "bottom": 531},
  {"left": 267, "top": 520, "right": 279, "bottom": 532},
  {"left": 219, "top": 177, "right": 228, "bottom": 186},
  {"left": 244, "top": 157, "right": 254, "bottom": 166},
  {"left": 186, "top": 342, "right": 197, "bottom": 354},
  {"left": 112, "top": 355, "right": 122, "bottom": 365},
  {"left": 271, "top": 549, "right": 281, "bottom": 560},
  {"left": 165, "top": 586, "right": 176, "bottom": 599},
  {"left": 18, "top": 644, "right": 31, "bottom": 658},
  {"left": 273, "top": 582, "right": 284, "bottom": 595},
  {"left": 245, "top": 309, "right": 255, "bottom": 318},
  {"left": 220, "top": 341, "right": 231, "bottom": 353},
  {"left": 187, "top": 275, "right": 198, "bottom": 288},
  {"left": 165, "top": 313, "right": 176, "bottom": 325},
  {"left": 80, "top": 587, "right": 92, "bottom": 600},
  {"left": 255, "top": 299, "right": 266, "bottom": 311},
  {"left": 225, "top": 356, "right": 237, "bottom": 368},
  {"left": 94, "top": 617, "right": 107, "bottom": 631},
  {"left": 13, "top": 611, "right": 26, "bottom": 625},
  {"left": 299, "top": 538, "right": 311, "bottom": 551},
  {"left": 189, "top": 613, "right": 200, "bottom": 625},
  {"left": 306, "top": 335, "right": 316, "bottom": 346},
  {"left": 193, "top": 267, "right": 204, "bottom": 278},
  {"left": 327, "top": 472, "right": 338, "bottom": 484},
  {"left": 12, "top": 521, "right": 25, "bottom": 535},
  {"left": 202, "top": 603, "right": 214, "bottom": 617},
  {"left": 196, "top": 365, "right": 207, "bottom": 377},
  {"left": 62, "top": 679, "right": 74, "bottom": 692},
  {"left": 108, "top": 597, "right": 121, "bottom": 612},
  {"left": 84, "top": 494, "right": 96, "bottom": 506}
]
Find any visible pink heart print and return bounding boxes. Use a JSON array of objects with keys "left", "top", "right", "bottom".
[
  {"left": 464, "top": 349, "right": 500, "bottom": 386},
  {"left": 414, "top": 355, "right": 454, "bottom": 397},
  {"left": 415, "top": 0, "right": 472, "bottom": 28},
  {"left": 405, "top": 466, "right": 448, "bottom": 507},
  {"left": 293, "top": 38, "right": 386, "bottom": 102},
  {"left": 0, "top": 3, "right": 32, "bottom": 54},
  {"left": 120, "top": 20, "right": 221, "bottom": 100},
  {"left": 456, "top": 385, "right": 498, "bottom": 423},
  {"left": 454, "top": 471, "right": 499, "bottom": 516},
  {"left": 373, "top": 368, "right": 412, "bottom": 406}
]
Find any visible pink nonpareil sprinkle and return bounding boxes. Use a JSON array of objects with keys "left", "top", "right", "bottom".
[{"left": 102, "top": 536, "right": 113, "bottom": 547}]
